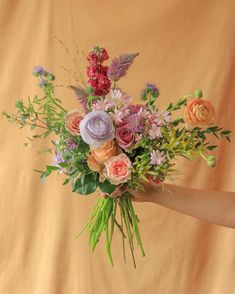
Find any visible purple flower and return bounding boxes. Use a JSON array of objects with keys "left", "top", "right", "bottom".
[
  {"left": 65, "top": 138, "right": 77, "bottom": 151},
  {"left": 53, "top": 151, "right": 64, "bottom": 173},
  {"left": 80, "top": 111, "right": 115, "bottom": 147},
  {"left": 150, "top": 150, "right": 166, "bottom": 165},
  {"left": 39, "top": 78, "right": 48, "bottom": 88},
  {"left": 141, "top": 83, "right": 159, "bottom": 100},
  {"left": 149, "top": 124, "right": 162, "bottom": 139},
  {"left": 33, "top": 66, "right": 44, "bottom": 76}
]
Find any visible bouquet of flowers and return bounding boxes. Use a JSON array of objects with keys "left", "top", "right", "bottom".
[{"left": 3, "top": 46, "right": 231, "bottom": 267}]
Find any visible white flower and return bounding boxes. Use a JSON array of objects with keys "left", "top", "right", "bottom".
[{"left": 110, "top": 89, "right": 122, "bottom": 99}]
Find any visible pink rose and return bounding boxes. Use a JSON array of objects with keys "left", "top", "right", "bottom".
[
  {"left": 65, "top": 110, "right": 83, "bottom": 136},
  {"left": 116, "top": 125, "right": 134, "bottom": 149},
  {"left": 104, "top": 153, "right": 131, "bottom": 185}
]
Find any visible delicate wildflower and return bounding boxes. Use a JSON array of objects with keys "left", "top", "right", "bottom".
[
  {"left": 92, "top": 98, "right": 115, "bottom": 111},
  {"left": 33, "top": 66, "right": 44, "bottom": 76},
  {"left": 110, "top": 89, "right": 122, "bottom": 99},
  {"left": 154, "top": 111, "right": 171, "bottom": 126},
  {"left": 149, "top": 124, "right": 162, "bottom": 139},
  {"left": 150, "top": 150, "right": 166, "bottom": 165},
  {"left": 141, "top": 83, "right": 159, "bottom": 100},
  {"left": 39, "top": 78, "right": 48, "bottom": 88},
  {"left": 110, "top": 108, "right": 125, "bottom": 124},
  {"left": 53, "top": 151, "right": 65, "bottom": 173}
]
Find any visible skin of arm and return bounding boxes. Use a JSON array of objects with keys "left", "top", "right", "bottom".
[{"left": 131, "top": 184, "right": 235, "bottom": 229}]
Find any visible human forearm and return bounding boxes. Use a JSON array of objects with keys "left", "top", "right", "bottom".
[{"left": 134, "top": 184, "right": 235, "bottom": 228}]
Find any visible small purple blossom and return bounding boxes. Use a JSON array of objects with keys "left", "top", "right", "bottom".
[
  {"left": 141, "top": 83, "right": 159, "bottom": 100},
  {"left": 39, "top": 78, "right": 48, "bottom": 88},
  {"left": 33, "top": 66, "right": 44, "bottom": 76},
  {"left": 53, "top": 151, "right": 64, "bottom": 173},
  {"left": 150, "top": 150, "right": 166, "bottom": 165},
  {"left": 149, "top": 124, "right": 162, "bottom": 139}
]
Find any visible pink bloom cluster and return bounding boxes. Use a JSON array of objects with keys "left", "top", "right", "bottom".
[{"left": 87, "top": 47, "right": 111, "bottom": 96}]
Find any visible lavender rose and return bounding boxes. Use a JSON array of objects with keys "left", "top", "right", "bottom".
[{"left": 80, "top": 110, "right": 115, "bottom": 147}]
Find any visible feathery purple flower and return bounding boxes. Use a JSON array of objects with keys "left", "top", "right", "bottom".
[
  {"left": 108, "top": 53, "right": 139, "bottom": 82},
  {"left": 70, "top": 86, "right": 89, "bottom": 114}
]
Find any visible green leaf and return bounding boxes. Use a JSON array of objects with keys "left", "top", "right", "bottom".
[
  {"left": 73, "top": 173, "right": 99, "bottom": 195},
  {"left": 62, "top": 178, "right": 70, "bottom": 185},
  {"left": 46, "top": 165, "right": 60, "bottom": 172},
  {"left": 58, "top": 162, "right": 68, "bottom": 168},
  {"left": 77, "top": 141, "right": 89, "bottom": 153},
  {"left": 207, "top": 145, "right": 218, "bottom": 150},
  {"left": 221, "top": 130, "right": 231, "bottom": 135},
  {"left": 99, "top": 180, "right": 117, "bottom": 194}
]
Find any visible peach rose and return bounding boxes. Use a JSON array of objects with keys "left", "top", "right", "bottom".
[
  {"left": 87, "top": 153, "right": 102, "bottom": 172},
  {"left": 104, "top": 153, "right": 131, "bottom": 185},
  {"left": 90, "top": 140, "right": 117, "bottom": 163},
  {"left": 184, "top": 99, "right": 215, "bottom": 126},
  {"left": 65, "top": 110, "right": 83, "bottom": 136}
]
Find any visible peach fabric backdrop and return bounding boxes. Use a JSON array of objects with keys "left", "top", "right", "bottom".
[{"left": 0, "top": 0, "right": 235, "bottom": 293}]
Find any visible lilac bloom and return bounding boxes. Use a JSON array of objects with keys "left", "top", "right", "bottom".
[
  {"left": 149, "top": 124, "right": 162, "bottom": 139},
  {"left": 150, "top": 150, "right": 166, "bottom": 165},
  {"left": 53, "top": 151, "right": 65, "bottom": 173}
]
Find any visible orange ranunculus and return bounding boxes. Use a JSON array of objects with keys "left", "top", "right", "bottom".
[
  {"left": 184, "top": 99, "right": 215, "bottom": 127},
  {"left": 90, "top": 140, "right": 117, "bottom": 164},
  {"left": 65, "top": 110, "right": 83, "bottom": 136},
  {"left": 87, "top": 153, "right": 102, "bottom": 172}
]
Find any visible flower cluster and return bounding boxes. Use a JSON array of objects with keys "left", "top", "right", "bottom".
[
  {"left": 87, "top": 47, "right": 111, "bottom": 96},
  {"left": 33, "top": 66, "right": 55, "bottom": 88},
  {"left": 5, "top": 46, "right": 231, "bottom": 267}
]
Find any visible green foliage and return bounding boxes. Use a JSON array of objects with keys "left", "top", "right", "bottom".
[
  {"left": 73, "top": 173, "right": 100, "bottom": 195},
  {"left": 99, "top": 180, "right": 117, "bottom": 194},
  {"left": 2, "top": 82, "right": 67, "bottom": 146}
]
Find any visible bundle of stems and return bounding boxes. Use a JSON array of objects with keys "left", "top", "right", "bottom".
[{"left": 83, "top": 192, "right": 145, "bottom": 267}]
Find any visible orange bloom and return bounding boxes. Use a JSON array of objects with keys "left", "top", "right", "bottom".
[
  {"left": 65, "top": 110, "right": 83, "bottom": 136},
  {"left": 184, "top": 99, "right": 215, "bottom": 126},
  {"left": 87, "top": 153, "right": 102, "bottom": 172},
  {"left": 90, "top": 140, "right": 117, "bottom": 164}
]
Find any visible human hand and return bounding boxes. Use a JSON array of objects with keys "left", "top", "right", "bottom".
[{"left": 100, "top": 183, "right": 163, "bottom": 203}]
